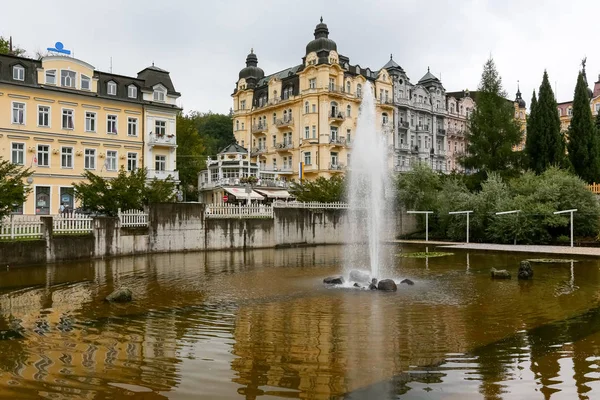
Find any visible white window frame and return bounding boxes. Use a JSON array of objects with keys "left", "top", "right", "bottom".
[
  {"left": 107, "top": 114, "right": 118, "bottom": 134},
  {"left": 60, "top": 70, "right": 76, "bottom": 88},
  {"left": 37, "top": 144, "right": 50, "bottom": 167},
  {"left": 81, "top": 75, "right": 91, "bottom": 91},
  {"left": 304, "top": 151, "right": 312, "bottom": 165},
  {"left": 38, "top": 105, "right": 50, "bottom": 127},
  {"left": 127, "top": 117, "right": 138, "bottom": 136},
  {"left": 11, "top": 142, "right": 25, "bottom": 165},
  {"left": 106, "top": 150, "right": 118, "bottom": 171},
  {"left": 153, "top": 87, "right": 166, "bottom": 102},
  {"left": 309, "top": 78, "right": 316, "bottom": 89},
  {"left": 85, "top": 112, "right": 96, "bottom": 132},
  {"left": 155, "top": 120, "right": 167, "bottom": 136},
  {"left": 62, "top": 108, "right": 74, "bottom": 130},
  {"left": 127, "top": 85, "right": 137, "bottom": 98},
  {"left": 61, "top": 147, "right": 73, "bottom": 169},
  {"left": 13, "top": 65, "right": 25, "bottom": 81},
  {"left": 127, "top": 152, "right": 138, "bottom": 171},
  {"left": 11, "top": 102, "right": 26, "bottom": 125},
  {"left": 155, "top": 155, "right": 166, "bottom": 172},
  {"left": 45, "top": 69, "right": 56, "bottom": 85},
  {"left": 84, "top": 148, "right": 96, "bottom": 170},
  {"left": 107, "top": 81, "right": 117, "bottom": 96}
]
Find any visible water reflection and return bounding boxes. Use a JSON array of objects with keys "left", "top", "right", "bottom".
[{"left": 0, "top": 246, "right": 600, "bottom": 399}]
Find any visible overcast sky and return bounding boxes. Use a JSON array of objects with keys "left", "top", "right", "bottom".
[{"left": 1, "top": 0, "right": 598, "bottom": 113}]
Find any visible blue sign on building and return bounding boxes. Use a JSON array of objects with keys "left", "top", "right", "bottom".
[{"left": 47, "top": 42, "right": 71, "bottom": 55}]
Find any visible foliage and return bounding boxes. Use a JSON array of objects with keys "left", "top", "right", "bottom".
[
  {"left": 460, "top": 58, "right": 523, "bottom": 186},
  {"left": 398, "top": 252, "right": 454, "bottom": 258},
  {"left": 289, "top": 176, "right": 345, "bottom": 202},
  {"left": 0, "top": 36, "right": 26, "bottom": 56},
  {"left": 0, "top": 159, "right": 32, "bottom": 220},
  {"left": 189, "top": 111, "right": 234, "bottom": 155},
  {"left": 567, "top": 72, "right": 600, "bottom": 183},
  {"left": 526, "top": 71, "right": 566, "bottom": 173},
  {"left": 240, "top": 175, "right": 258, "bottom": 184},
  {"left": 176, "top": 113, "right": 206, "bottom": 200},
  {"left": 73, "top": 168, "right": 175, "bottom": 216}
]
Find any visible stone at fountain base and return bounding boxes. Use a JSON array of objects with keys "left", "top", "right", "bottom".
[
  {"left": 377, "top": 279, "right": 397, "bottom": 292},
  {"left": 323, "top": 276, "right": 344, "bottom": 285},
  {"left": 368, "top": 278, "right": 378, "bottom": 290},
  {"left": 491, "top": 268, "right": 511, "bottom": 279},
  {"left": 400, "top": 278, "right": 414, "bottom": 285},
  {"left": 349, "top": 270, "right": 371, "bottom": 284}
]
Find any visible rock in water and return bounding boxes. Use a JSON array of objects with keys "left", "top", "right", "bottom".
[
  {"left": 368, "top": 278, "right": 378, "bottom": 290},
  {"left": 490, "top": 268, "right": 511, "bottom": 279},
  {"left": 105, "top": 288, "right": 133, "bottom": 303},
  {"left": 353, "top": 282, "right": 361, "bottom": 288},
  {"left": 323, "top": 276, "right": 344, "bottom": 285},
  {"left": 349, "top": 269, "right": 371, "bottom": 283},
  {"left": 518, "top": 261, "right": 534, "bottom": 280},
  {"left": 400, "top": 278, "right": 415, "bottom": 286},
  {"left": 377, "top": 279, "right": 397, "bottom": 292}
]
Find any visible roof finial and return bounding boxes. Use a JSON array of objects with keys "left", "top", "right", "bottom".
[
  {"left": 152, "top": 61, "right": 154, "bottom": 67},
  {"left": 390, "top": 53, "right": 393, "bottom": 60},
  {"left": 320, "top": 16, "right": 323, "bottom": 23},
  {"left": 427, "top": 66, "right": 430, "bottom": 72},
  {"left": 250, "top": 47, "right": 254, "bottom": 54}
]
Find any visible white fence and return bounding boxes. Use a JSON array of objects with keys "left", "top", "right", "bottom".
[
  {"left": 205, "top": 203, "right": 274, "bottom": 219},
  {"left": 118, "top": 209, "right": 149, "bottom": 228},
  {"left": 53, "top": 213, "right": 93, "bottom": 234},
  {"left": 272, "top": 201, "right": 350, "bottom": 209},
  {"left": 0, "top": 215, "right": 43, "bottom": 240}
]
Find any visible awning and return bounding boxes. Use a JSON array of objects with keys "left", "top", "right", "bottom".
[
  {"left": 254, "top": 189, "right": 292, "bottom": 199},
  {"left": 223, "top": 187, "right": 265, "bottom": 200}
]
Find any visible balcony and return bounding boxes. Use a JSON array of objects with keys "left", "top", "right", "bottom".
[
  {"left": 398, "top": 121, "right": 410, "bottom": 130},
  {"left": 275, "top": 141, "right": 294, "bottom": 152},
  {"left": 396, "top": 144, "right": 411, "bottom": 152},
  {"left": 396, "top": 98, "right": 411, "bottom": 107},
  {"left": 381, "top": 122, "right": 394, "bottom": 131},
  {"left": 416, "top": 125, "right": 430, "bottom": 132},
  {"left": 278, "top": 165, "right": 294, "bottom": 174},
  {"left": 329, "top": 163, "right": 345, "bottom": 171},
  {"left": 378, "top": 98, "right": 395, "bottom": 109},
  {"left": 414, "top": 102, "right": 432, "bottom": 112},
  {"left": 329, "top": 136, "right": 347, "bottom": 147},
  {"left": 275, "top": 117, "right": 294, "bottom": 128},
  {"left": 251, "top": 147, "right": 267, "bottom": 157},
  {"left": 328, "top": 111, "right": 345, "bottom": 124},
  {"left": 437, "top": 129, "right": 446, "bottom": 135},
  {"left": 148, "top": 134, "right": 177, "bottom": 147},
  {"left": 148, "top": 169, "right": 179, "bottom": 181},
  {"left": 394, "top": 165, "right": 413, "bottom": 173},
  {"left": 434, "top": 106, "right": 447, "bottom": 115},
  {"left": 251, "top": 123, "right": 268, "bottom": 134}
]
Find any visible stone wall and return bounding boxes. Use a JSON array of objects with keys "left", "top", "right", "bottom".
[{"left": 0, "top": 204, "right": 418, "bottom": 266}]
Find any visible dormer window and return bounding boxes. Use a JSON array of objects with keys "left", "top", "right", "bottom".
[
  {"left": 61, "top": 70, "right": 76, "bottom": 88},
  {"left": 128, "top": 85, "right": 137, "bottom": 99},
  {"left": 81, "top": 75, "right": 91, "bottom": 91},
  {"left": 107, "top": 81, "right": 117, "bottom": 96},
  {"left": 45, "top": 70, "right": 56, "bottom": 85},
  {"left": 153, "top": 87, "right": 166, "bottom": 102},
  {"left": 13, "top": 65, "right": 25, "bottom": 81}
]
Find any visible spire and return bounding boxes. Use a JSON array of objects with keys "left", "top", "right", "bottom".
[
  {"left": 390, "top": 53, "right": 393, "bottom": 59},
  {"left": 320, "top": 16, "right": 323, "bottom": 23},
  {"left": 516, "top": 80, "right": 522, "bottom": 98},
  {"left": 250, "top": 47, "right": 254, "bottom": 54},
  {"left": 427, "top": 66, "right": 430, "bottom": 72}
]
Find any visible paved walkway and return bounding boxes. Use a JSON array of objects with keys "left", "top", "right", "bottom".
[{"left": 389, "top": 240, "right": 600, "bottom": 257}]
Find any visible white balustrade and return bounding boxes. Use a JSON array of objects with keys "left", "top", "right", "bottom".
[
  {"left": 53, "top": 213, "right": 93, "bottom": 234},
  {"left": 118, "top": 209, "right": 148, "bottom": 227},
  {"left": 0, "top": 215, "right": 43, "bottom": 240},
  {"left": 205, "top": 203, "right": 274, "bottom": 219}
]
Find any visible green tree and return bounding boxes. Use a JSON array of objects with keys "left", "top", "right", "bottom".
[
  {"left": 525, "top": 90, "right": 540, "bottom": 172},
  {"left": 289, "top": 176, "right": 345, "bottom": 202},
  {"left": 176, "top": 113, "right": 207, "bottom": 199},
  {"left": 190, "top": 112, "right": 234, "bottom": 155},
  {"left": 460, "top": 58, "right": 523, "bottom": 185},
  {"left": 567, "top": 72, "right": 599, "bottom": 183},
  {"left": 73, "top": 168, "right": 175, "bottom": 216},
  {"left": 0, "top": 159, "right": 32, "bottom": 219},
  {"left": 0, "top": 36, "right": 26, "bottom": 56}
]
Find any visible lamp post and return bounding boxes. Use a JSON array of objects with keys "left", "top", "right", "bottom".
[
  {"left": 495, "top": 210, "right": 521, "bottom": 245},
  {"left": 553, "top": 209, "right": 577, "bottom": 247},
  {"left": 407, "top": 210, "right": 433, "bottom": 242},
  {"left": 449, "top": 210, "right": 473, "bottom": 243}
]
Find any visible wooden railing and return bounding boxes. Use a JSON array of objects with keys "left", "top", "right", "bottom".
[
  {"left": 118, "top": 209, "right": 148, "bottom": 227},
  {"left": 205, "top": 203, "right": 274, "bottom": 219},
  {"left": 588, "top": 183, "right": 600, "bottom": 194},
  {"left": 53, "top": 213, "right": 93, "bottom": 234},
  {"left": 0, "top": 215, "right": 43, "bottom": 240}
]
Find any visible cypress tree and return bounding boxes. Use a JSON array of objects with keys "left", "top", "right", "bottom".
[
  {"left": 461, "top": 58, "right": 523, "bottom": 183},
  {"left": 537, "top": 71, "right": 565, "bottom": 169},
  {"left": 567, "top": 72, "right": 599, "bottom": 183},
  {"left": 525, "top": 90, "right": 541, "bottom": 172}
]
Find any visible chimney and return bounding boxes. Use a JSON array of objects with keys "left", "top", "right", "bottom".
[{"left": 9, "top": 36, "right": 13, "bottom": 55}]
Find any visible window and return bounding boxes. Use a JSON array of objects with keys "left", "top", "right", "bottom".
[
  {"left": 106, "top": 151, "right": 117, "bottom": 171},
  {"left": 347, "top": 129, "right": 352, "bottom": 144},
  {"left": 357, "top": 84, "right": 362, "bottom": 98},
  {"left": 37, "top": 145, "right": 50, "bottom": 167},
  {"left": 305, "top": 101, "right": 309, "bottom": 113},
  {"left": 155, "top": 120, "right": 166, "bottom": 136},
  {"left": 107, "top": 115, "right": 118, "bottom": 134},
  {"left": 13, "top": 65, "right": 24, "bottom": 81},
  {"left": 240, "top": 100, "right": 246, "bottom": 110},
  {"left": 312, "top": 104, "right": 316, "bottom": 113},
  {"left": 272, "top": 135, "right": 276, "bottom": 148},
  {"left": 45, "top": 70, "right": 56, "bottom": 84},
  {"left": 312, "top": 125, "right": 316, "bottom": 138},
  {"left": 304, "top": 126, "right": 310, "bottom": 139},
  {"left": 38, "top": 106, "right": 50, "bottom": 127},
  {"left": 329, "top": 78, "right": 335, "bottom": 91},
  {"left": 107, "top": 81, "right": 117, "bottom": 95},
  {"left": 346, "top": 81, "right": 351, "bottom": 93},
  {"left": 61, "top": 147, "right": 73, "bottom": 168},
  {"left": 304, "top": 152, "right": 312, "bottom": 165},
  {"left": 235, "top": 120, "right": 239, "bottom": 131},
  {"left": 128, "top": 85, "right": 137, "bottom": 98},
  {"left": 128, "top": 117, "right": 138, "bottom": 136},
  {"left": 382, "top": 113, "right": 389, "bottom": 124},
  {"left": 330, "top": 152, "right": 339, "bottom": 166},
  {"left": 241, "top": 122, "right": 245, "bottom": 130},
  {"left": 127, "top": 153, "right": 138, "bottom": 171},
  {"left": 11, "top": 143, "right": 24, "bottom": 165},
  {"left": 81, "top": 75, "right": 91, "bottom": 90},
  {"left": 153, "top": 88, "right": 166, "bottom": 102},
  {"left": 568, "top": 107, "right": 573, "bottom": 116},
  {"left": 61, "top": 70, "right": 76, "bottom": 88},
  {"left": 557, "top": 108, "right": 562, "bottom": 116},
  {"left": 62, "top": 109, "right": 74, "bottom": 129},
  {"left": 84, "top": 149, "right": 96, "bottom": 169},
  {"left": 273, "top": 113, "right": 277, "bottom": 124},
  {"left": 273, "top": 158, "right": 277, "bottom": 170},
  {"left": 85, "top": 112, "right": 96, "bottom": 132},
  {"left": 35, "top": 186, "right": 51, "bottom": 215},
  {"left": 380, "top": 89, "right": 383, "bottom": 100},
  {"left": 12, "top": 102, "right": 25, "bottom": 124},
  {"left": 330, "top": 126, "right": 338, "bottom": 141},
  {"left": 155, "top": 155, "right": 166, "bottom": 171},
  {"left": 346, "top": 105, "right": 351, "bottom": 117},
  {"left": 309, "top": 78, "right": 316, "bottom": 89}
]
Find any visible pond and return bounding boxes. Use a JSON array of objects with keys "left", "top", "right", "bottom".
[{"left": 1, "top": 245, "right": 600, "bottom": 399}]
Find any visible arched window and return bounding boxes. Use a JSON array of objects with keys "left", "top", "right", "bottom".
[
  {"left": 283, "top": 110, "right": 287, "bottom": 120},
  {"left": 236, "top": 120, "right": 239, "bottom": 130},
  {"left": 330, "top": 102, "right": 339, "bottom": 117},
  {"left": 346, "top": 81, "right": 351, "bottom": 94},
  {"left": 305, "top": 101, "right": 309, "bottom": 113},
  {"left": 356, "top": 84, "right": 362, "bottom": 98},
  {"left": 346, "top": 105, "right": 351, "bottom": 117},
  {"left": 273, "top": 113, "right": 277, "bottom": 124},
  {"left": 382, "top": 113, "right": 389, "bottom": 124}
]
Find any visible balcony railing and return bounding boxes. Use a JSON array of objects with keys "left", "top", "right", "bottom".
[
  {"left": 251, "top": 123, "right": 268, "bottom": 133},
  {"left": 329, "top": 111, "right": 345, "bottom": 121},
  {"left": 329, "top": 136, "right": 347, "bottom": 146},
  {"left": 329, "top": 163, "right": 345, "bottom": 171},
  {"left": 275, "top": 117, "right": 294, "bottom": 128},
  {"left": 275, "top": 142, "right": 294, "bottom": 151},
  {"left": 396, "top": 144, "right": 411, "bottom": 151},
  {"left": 251, "top": 147, "right": 267, "bottom": 156},
  {"left": 148, "top": 134, "right": 177, "bottom": 146},
  {"left": 437, "top": 129, "right": 446, "bottom": 135},
  {"left": 381, "top": 122, "right": 393, "bottom": 131},
  {"left": 379, "top": 98, "right": 393, "bottom": 105},
  {"left": 416, "top": 125, "right": 430, "bottom": 132},
  {"left": 396, "top": 98, "right": 411, "bottom": 106},
  {"left": 200, "top": 176, "right": 290, "bottom": 190},
  {"left": 147, "top": 169, "right": 179, "bottom": 181},
  {"left": 398, "top": 121, "right": 410, "bottom": 129}
]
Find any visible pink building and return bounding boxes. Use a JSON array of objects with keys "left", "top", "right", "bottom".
[{"left": 445, "top": 90, "right": 475, "bottom": 172}]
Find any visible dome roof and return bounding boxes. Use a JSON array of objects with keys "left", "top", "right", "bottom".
[
  {"left": 305, "top": 17, "right": 337, "bottom": 55},
  {"left": 515, "top": 86, "right": 526, "bottom": 109},
  {"left": 238, "top": 49, "right": 264, "bottom": 81}
]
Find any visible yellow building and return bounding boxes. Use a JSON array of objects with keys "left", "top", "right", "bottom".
[
  {"left": 0, "top": 52, "right": 181, "bottom": 214},
  {"left": 231, "top": 19, "right": 394, "bottom": 181}
]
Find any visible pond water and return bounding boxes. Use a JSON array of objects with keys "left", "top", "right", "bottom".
[{"left": 1, "top": 245, "right": 600, "bottom": 399}]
